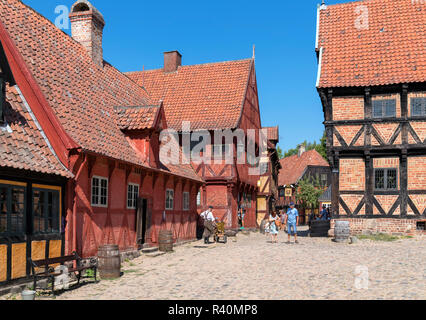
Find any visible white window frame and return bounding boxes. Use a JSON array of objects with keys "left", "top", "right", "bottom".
[
  {"left": 127, "top": 183, "right": 140, "bottom": 209},
  {"left": 183, "top": 192, "right": 190, "bottom": 211},
  {"left": 165, "top": 189, "right": 174, "bottom": 211},
  {"left": 91, "top": 176, "right": 108, "bottom": 208}
]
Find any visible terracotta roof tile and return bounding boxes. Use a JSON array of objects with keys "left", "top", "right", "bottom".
[
  {"left": 0, "top": 84, "right": 71, "bottom": 177},
  {"left": 0, "top": 0, "right": 201, "bottom": 182},
  {"left": 264, "top": 126, "right": 279, "bottom": 142},
  {"left": 114, "top": 106, "right": 160, "bottom": 131},
  {"left": 317, "top": 0, "right": 426, "bottom": 88},
  {"left": 126, "top": 59, "right": 253, "bottom": 131},
  {"left": 278, "top": 150, "right": 329, "bottom": 186}
]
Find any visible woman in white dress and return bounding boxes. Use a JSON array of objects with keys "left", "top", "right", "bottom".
[{"left": 268, "top": 212, "right": 279, "bottom": 243}]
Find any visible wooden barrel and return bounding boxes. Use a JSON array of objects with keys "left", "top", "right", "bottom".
[
  {"left": 98, "top": 244, "right": 121, "bottom": 279},
  {"left": 158, "top": 230, "right": 173, "bottom": 252},
  {"left": 310, "top": 220, "right": 330, "bottom": 237},
  {"left": 334, "top": 221, "right": 350, "bottom": 242}
]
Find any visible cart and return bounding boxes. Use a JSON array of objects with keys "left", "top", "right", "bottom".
[{"left": 214, "top": 222, "right": 228, "bottom": 244}]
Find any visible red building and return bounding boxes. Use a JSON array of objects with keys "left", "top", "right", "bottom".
[
  {"left": 127, "top": 53, "right": 264, "bottom": 229},
  {"left": 0, "top": 0, "right": 204, "bottom": 273}
]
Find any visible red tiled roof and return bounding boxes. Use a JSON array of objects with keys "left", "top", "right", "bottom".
[
  {"left": 0, "top": 85, "right": 71, "bottom": 177},
  {"left": 264, "top": 126, "right": 279, "bottom": 142},
  {"left": 278, "top": 150, "right": 329, "bottom": 186},
  {"left": 0, "top": 0, "right": 202, "bottom": 182},
  {"left": 114, "top": 106, "right": 160, "bottom": 131},
  {"left": 317, "top": 0, "right": 426, "bottom": 88},
  {"left": 126, "top": 59, "right": 253, "bottom": 131}
]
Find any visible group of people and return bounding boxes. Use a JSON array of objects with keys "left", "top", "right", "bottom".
[{"left": 265, "top": 202, "right": 299, "bottom": 244}]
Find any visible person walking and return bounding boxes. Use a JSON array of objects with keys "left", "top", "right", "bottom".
[
  {"left": 284, "top": 202, "right": 299, "bottom": 244},
  {"left": 268, "top": 211, "right": 279, "bottom": 243},
  {"left": 200, "top": 206, "right": 216, "bottom": 244}
]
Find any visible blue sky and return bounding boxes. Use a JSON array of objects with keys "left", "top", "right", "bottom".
[{"left": 23, "top": 0, "right": 349, "bottom": 151}]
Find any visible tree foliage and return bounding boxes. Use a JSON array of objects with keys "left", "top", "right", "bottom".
[
  {"left": 282, "top": 131, "right": 328, "bottom": 161},
  {"left": 296, "top": 175, "right": 323, "bottom": 210}
]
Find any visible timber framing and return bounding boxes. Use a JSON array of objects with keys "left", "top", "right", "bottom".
[{"left": 318, "top": 82, "right": 426, "bottom": 219}]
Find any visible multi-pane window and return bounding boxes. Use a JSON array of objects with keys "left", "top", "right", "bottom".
[
  {"left": 183, "top": 192, "right": 190, "bottom": 211},
  {"left": 165, "top": 189, "right": 174, "bottom": 210},
  {"left": 0, "top": 184, "right": 25, "bottom": 235},
  {"left": 33, "top": 187, "right": 60, "bottom": 234},
  {"left": 374, "top": 168, "right": 398, "bottom": 191},
  {"left": 213, "top": 144, "right": 231, "bottom": 161},
  {"left": 372, "top": 99, "right": 396, "bottom": 118},
  {"left": 92, "top": 176, "right": 108, "bottom": 207},
  {"left": 411, "top": 97, "right": 426, "bottom": 117},
  {"left": 127, "top": 184, "right": 139, "bottom": 209}
]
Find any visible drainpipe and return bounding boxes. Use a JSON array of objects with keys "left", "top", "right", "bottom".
[{"left": 73, "top": 153, "right": 87, "bottom": 254}]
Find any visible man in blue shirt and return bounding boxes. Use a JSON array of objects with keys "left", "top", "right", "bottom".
[{"left": 284, "top": 202, "right": 299, "bottom": 244}]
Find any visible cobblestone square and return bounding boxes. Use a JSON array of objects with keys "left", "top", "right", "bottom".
[{"left": 15, "top": 228, "right": 423, "bottom": 300}]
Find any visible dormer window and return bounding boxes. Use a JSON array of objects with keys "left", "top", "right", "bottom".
[{"left": 372, "top": 99, "right": 396, "bottom": 118}]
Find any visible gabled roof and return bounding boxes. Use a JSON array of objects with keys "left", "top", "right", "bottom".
[
  {"left": 317, "top": 0, "right": 426, "bottom": 88},
  {"left": 0, "top": 84, "right": 71, "bottom": 177},
  {"left": 278, "top": 149, "right": 329, "bottom": 186},
  {"left": 114, "top": 106, "right": 162, "bottom": 131},
  {"left": 0, "top": 0, "right": 202, "bottom": 182},
  {"left": 126, "top": 59, "right": 253, "bottom": 131},
  {"left": 264, "top": 126, "right": 279, "bottom": 142}
]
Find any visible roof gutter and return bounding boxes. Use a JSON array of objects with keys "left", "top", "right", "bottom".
[{"left": 316, "top": 47, "right": 324, "bottom": 88}]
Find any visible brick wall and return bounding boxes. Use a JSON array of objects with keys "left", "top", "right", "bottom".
[
  {"left": 339, "top": 158, "right": 365, "bottom": 191},
  {"left": 334, "top": 125, "right": 363, "bottom": 146},
  {"left": 409, "top": 122, "right": 426, "bottom": 143},
  {"left": 407, "top": 156, "right": 426, "bottom": 190},
  {"left": 333, "top": 96, "right": 364, "bottom": 120},
  {"left": 331, "top": 218, "right": 425, "bottom": 236}
]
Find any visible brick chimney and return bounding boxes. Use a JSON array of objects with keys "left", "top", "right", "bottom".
[
  {"left": 164, "top": 51, "right": 182, "bottom": 73},
  {"left": 69, "top": 0, "right": 105, "bottom": 68}
]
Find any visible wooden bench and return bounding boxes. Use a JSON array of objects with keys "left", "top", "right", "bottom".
[{"left": 28, "top": 251, "right": 97, "bottom": 294}]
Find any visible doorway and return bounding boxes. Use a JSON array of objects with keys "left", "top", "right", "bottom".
[{"left": 136, "top": 198, "right": 148, "bottom": 247}]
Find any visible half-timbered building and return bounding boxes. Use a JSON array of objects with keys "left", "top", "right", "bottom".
[
  {"left": 316, "top": 0, "right": 426, "bottom": 234},
  {"left": 0, "top": 0, "right": 204, "bottom": 287},
  {"left": 256, "top": 127, "right": 281, "bottom": 226},
  {"left": 127, "top": 53, "right": 264, "bottom": 230},
  {"left": 277, "top": 147, "right": 331, "bottom": 224}
]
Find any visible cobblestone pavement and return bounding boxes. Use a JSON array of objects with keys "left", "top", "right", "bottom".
[{"left": 4, "top": 227, "right": 426, "bottom": 300}]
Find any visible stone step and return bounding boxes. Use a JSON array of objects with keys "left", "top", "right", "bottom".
[
  {"left": 141, "top": 247, "right": 159, "bottom": 254},
  {"left": 144, "top": 251, "right": 167, "bottom": 258}
]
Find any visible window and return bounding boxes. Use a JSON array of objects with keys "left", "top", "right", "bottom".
[
  {"left": 183, "top": 192, "right": 190, "bottom": 211},
  {"left": 372, "top": 99, "right": 396, "bottom": 118},
  {"left": 411, "top": 97, "right": 426, "bottom": 117},
  {"left": 374, "top": 168, "right": 398, "bottom": 191},
  {"left": 0, "top": 184, "right": 26, "bottom": 235},
  {"left": 196, "top": 191, "right": 201, "bottom": 206},
  {"left": 321, "top": 174, "right": 328, "bottom": 185},
  {"left": 127, "top": 184, "right": 139, "bottom": 209},
  {"left": 32, "top": 187, "right": 60, "bottom": 234},
  {"left": 92, "top": 176, "right": 108, "bottom": 207},
  {"left": 165, "top": 189, "right": 174, "bottom": 210},
  {"left": 279, "top": 189, "right": 285, "bottom": 198}
]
